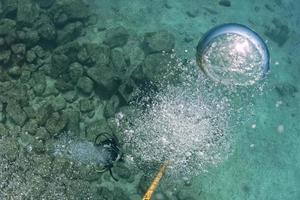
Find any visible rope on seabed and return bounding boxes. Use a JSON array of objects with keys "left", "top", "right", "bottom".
[{"left": 142, "top": 163, "right": 168, "bottom": 200}]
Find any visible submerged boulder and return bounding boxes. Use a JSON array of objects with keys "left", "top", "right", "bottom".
[
  {"left": 143, "top": 30, "right": 175, "bottom": 53},
  {"left": 103, "top": 26, "right": 129, "bottom": 48},
  {"left": 17, "top": 0, "right": 40, "bottom": 26}
]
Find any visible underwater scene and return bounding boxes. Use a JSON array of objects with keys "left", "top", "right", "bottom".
[{"left": 0, "top": 0, "right": 299, "bottom": 199}]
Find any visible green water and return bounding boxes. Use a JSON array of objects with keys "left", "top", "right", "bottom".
[{"left": 0, "top": 0, "right": 299, "bottom": 199}]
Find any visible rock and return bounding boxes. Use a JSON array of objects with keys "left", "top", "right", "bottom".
[
  {"left": 104, "top": 95, "right": 120, "bottom": 118},
  {"left": 69, "top": 62, "right": 84, "bottom": 84},
  {"left": 118, "top": 79, "right": 138, "bottom": 103},
  {"left": 123, "top": 42, "right": 145, "bottom": 71},
  {"left": 4, "top": 30, "right": 17, "bottom": 45},
  {"left": 0, "top": 18, "right": 16, "bottom": 36},
  {"left": 79, "top": 99, "right": 95, "bottom": 113},
  {"left": 51, "top": 95, "right": 67, "bottom": 111},
  {"left": 32, "top": 45, "right": 46, "bottom": 58},
  {"left": 53, "top": 0, "right": 89, "bottom": 22},
  {"left": 143, "top": 31, "right": 175, "bottom": 53},
  {"left": 87, "top": 64, "right": 120, "bottom": 92},
  {"left": 113, "top": 163, "right": 132, "bottom": 181},
  {"left": 17, "top": 0, "right": 40, "bottom": 26},
  {"left": 7, "top": 65, "right": 22, "bottom": 77},
  {"left": 36, "top": 104, "right": 53, "bottom": 126},
  {"left": 26, "top": 49, "right": 37, "bottom": 63},
  {"left": 56, "top": 21, "right": 83, "bottom": 44},
  {"left": 22, "top": 106, "right": 35, "bottom": 120},
  {"left": 275, "top": 83, "right": 298, "bottom": 97},
  {"left": 55, "top": 79, "right": 74, "bottom": 92},
  {"left": 11, "top": 43, "right": 26, "bottom": 55},
  {"left": 36, "top": 0, "right": 55, "bottom": 9},
  {"left": 22, "top": 119, "right": 38, "bottom": 135},
  {"left": 35, "top": 127, "right": 50, "bottom": 141},
  {"left": 143, "top": 53, "right": 175, "bottom": 83},
  {"left": 0, "top": 50, "right": 11, "bottom": 64},
  {"left": 111, "top": 47, "right": 127, "bottom": 77},
  {"left": 77, "top": 43, "right": 110, "bottom": 66},
  {"left": 18, "top": 28, "right": 40, "bottom": 47},
  {"left": 32, "top": 72, "right": 46, "bottom": 96},
  {"left": 62, "top": 90, "right": 78, "bottom": 103},
  {"left": 36, "top": 14, "right": 56, "bottom": 41},
  {"left": 103, "top": 26, "right": 129, "bottom": 48},
  {"left": 45, "top": 112, "right": 68, "bottom": 135},
  {"left": 53, "top": 12, "right": 68, "bottom": 27},
  {"left": 1, "top": 0, "right": 18, "bottom": 18},
  {"left": 219, "top": 0, "right": 231, "bottom": 7},
  {"left": 6, "top": 100, "right": 27, "bottom": 126},
  {"left": 264, "top": 18, "right": 289, "bottom": 47},
  {"left": 77, "top": 76, "right": 94, "bottom": 94},
  {"left": 51, "top": 53, "right": 70, "bottom": 78}
]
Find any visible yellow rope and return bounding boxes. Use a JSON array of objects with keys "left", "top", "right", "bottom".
[{"left": 142, "top": 163, "right": 167, "bottom": 200}]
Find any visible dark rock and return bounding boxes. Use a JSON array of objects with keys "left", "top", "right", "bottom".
[
  {"left": 264, "top": 18, "right": 289, "bottom": 47},
  {"left": 0, "top": 18, "right": 16, "bottom": 36},
  {"left": 6, "top": 100, "right": 27, "bottom": 126},
  {"left": 17, "top": 0, "right": 40, "bottom": 26},
  {"left": 69, "top": 62, "right": 83, "bottom": 83},
  {"left": 77, "top": 76, "right": 94, "bottom": 94},
  {"left": 275, "top": 83, "right": 298, "bottom": 97},
  {"left": 26, "top": 49, "right": 37, "bottom": 63},
  {"left": 36, "top": 104, "right": 53, "bottom": 126},
  {"left": 55, "top": 79, "right": 74, "bottom": 92},
  {"left": 62, "top": 90, "right": 78, "bottom": 103},
  {"left": 104, "top": 95, "right": 120, "bottom": 118},
  {"left": 35, "top": 127, "right": 50, "bottom": 141},
  {"left": 53, "top": 12, "right": 68, "bottom": 27},
  {"left": 113, "top": 163, "right": 132, "bottom": 180},
  {"left": 103, "top": 26, "right": 129, "bottom": 48},
  {"left": 24, "top": 29, "right": 40, "bottom": 47},
  {"left": 143, "top": 30, "right": 175, "bottom": 53},
  {"left": 118, "top": 79, "right": 138, "bottom": 103},
  {"left": 23, "top": 119, "right": 38, "bottom": 135},
  {"left": 36, "top": 0, "right": 55, "bottom": 9},
  {"left": 79, "top": 98, "right": 95, "bottom": 113},
  {"left": 51, "top": 95, "right": 66, "bottom": 111},
  {"left": 45, "top": 112, "right": 68, "bottom": 135},
  {"left": 77, "top": 43, "right": 110, "bottom": 66},
  {"left": 11, "top": 43, "right": 26, "bottom": 55},
  {"left": 1, "top": 0, "right": 18, "bottom": 18},
  {"left": 87, "top": 64, "right": 120, "bottom": 92},
  {"left": 51, "top": 53, "right": 70, "bottom": 78},
  {"left": 7, "top": 65, "right": 22, "bottom": 77},
  {"left": 111, "top": 47, "right": 127, "bottom": 77},
  {"left": 32, "top": 45, "right": 46, "bottom": 58},
  {"left": 0, "top": 50, "right": 11, "bottom": 64},
  {"left": 219, "top": 0, "right": 231, "bottom": 7},
  {"left": 56, "top": 21, "right": 83, "bottom": 44},
  {"left": 53, "top": 0, "right": 89, "bottom": 22},
  {"left": 36, "top": 14, "right": 56, "bottom": 41},
  {"left": 32, "top": 72, "right": 46, "bottom": 96},
  {"left": 23, "top": 106, "right": 36, "bottom": 119},
  {"left": 4, "top": 30, "right": 17, "bottom": 45}
]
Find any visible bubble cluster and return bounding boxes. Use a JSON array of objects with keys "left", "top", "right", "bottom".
[{"left": 120, "top": 57, "right": 234, "bottom": 178}]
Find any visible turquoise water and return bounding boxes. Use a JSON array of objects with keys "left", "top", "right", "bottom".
[{"left": 0, "top": 0, "right": 299, "bottom": 199}]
